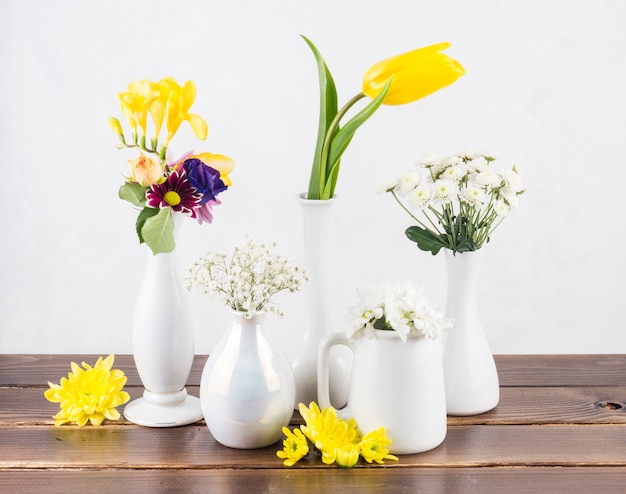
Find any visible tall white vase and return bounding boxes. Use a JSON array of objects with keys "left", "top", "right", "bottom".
[
  {"left": 200, "top": 311, "right": 295, "bottom": 449},
  {"left": 291, "top": 194, "right": 350, "bottom": 409},
  {"left": 124, "top": 219, "right": 203, "bottom": 427},
  {"left": 318, "top": 330, "right": 447, "bottom": 455},
  {"left": 443, "top": 249, "right": 499, "bottom": 416}
]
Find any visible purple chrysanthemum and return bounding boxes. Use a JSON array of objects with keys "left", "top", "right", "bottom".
[
  {"left": 183, "top": 158, "right": 227, "bottom": 205},
  {"left": 146, "top": 169, "right": 202, "bottom": 217}
]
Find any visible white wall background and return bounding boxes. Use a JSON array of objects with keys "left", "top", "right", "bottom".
[{"left": 2, "top": 0, "right": 625, "bottom": 356}]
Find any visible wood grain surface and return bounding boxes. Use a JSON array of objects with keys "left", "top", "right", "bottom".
[{"left": 1, "top": 354, "right": 625, "bottom": 493}]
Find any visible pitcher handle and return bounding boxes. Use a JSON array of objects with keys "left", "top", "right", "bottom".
[{"left": 317, "top": 332, "right": 352, "bottom": 411}]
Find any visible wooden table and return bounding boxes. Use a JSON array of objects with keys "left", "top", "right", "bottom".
[{"left": 1, "top": 354, "right": 625, "bottom": 493}]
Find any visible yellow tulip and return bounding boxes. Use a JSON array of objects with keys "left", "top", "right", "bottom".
[
  {"left": 362, "top": 42, "right": 465, "bottom": 106},
  {"left": 192, "top": 151, "right": 235, "bottom": 186}
]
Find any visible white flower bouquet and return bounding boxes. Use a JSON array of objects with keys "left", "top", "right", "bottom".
[
  {"left": 386, "top": 151, "right": 525, "bottom": 254},
  {"left": 187, "top": 237, "right": 309, "bottom": 317},
  {"left": 347, "top": 282, "right": 452, "bottom": 342}
]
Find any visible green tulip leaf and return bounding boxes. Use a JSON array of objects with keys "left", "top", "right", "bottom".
[
  {"left": 323, "top": 79, "right": 392, "bottom": 199},
  {"left": 301, "top": 35, "right": 338, "bottom": 200}
]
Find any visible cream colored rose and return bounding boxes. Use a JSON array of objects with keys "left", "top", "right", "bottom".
[{"left": 128, "top": 153, "right": 163, "bottom": 186}]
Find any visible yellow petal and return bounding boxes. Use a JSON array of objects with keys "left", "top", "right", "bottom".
[
  {"left": 192, "top": 152, "right": 235, "bottom": 185},
  {"left": 186, "top": 113, "right": 208, "bottom": 141},
  {"left": 362, "top": 42, "right": 465, "bottom": 106}
]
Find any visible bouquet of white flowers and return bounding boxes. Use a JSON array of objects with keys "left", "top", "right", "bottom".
[
  {"left": 386, "top": 151, "right": 524, "bottom": 255},
  {"left": 346, "top": 282, "right": 452, "bottom": 342}
]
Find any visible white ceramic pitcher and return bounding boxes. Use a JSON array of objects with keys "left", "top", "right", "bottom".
[{"left": 317, "top": 330, "right": 447, "bottom": 455}]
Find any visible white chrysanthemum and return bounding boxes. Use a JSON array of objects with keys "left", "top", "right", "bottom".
[
  {"left": 494, "top": 200, "right": 509, "bottom": 217},
  {"left": 503, "top": 167, "right": 523, "bottom": 192},
  {"left": 433, "top": 179, "right": 458, "bottom": 203},
  {"left": 500, "top": 187, "right": 520, "bottom": 208},
  {"left": 456, "top": 149, "right": 480, "bottom": 161},
  {"left": 473, "top": 170, "right": 500, "bottom": 188},
  {"left": 441, "top": 155, "right": 462, "bottom": 168},
  {"left": 346, "top": 285, "right": 386, "bottom": 341},
  {"left": 460, "top": 185, "right": 487, "bottom": 207},
  {"left": 407, "top": 184, "right": 432, "bottom": 209},
  {"left": 467, "top": 156, "right": 489, "bottom": 172},
  {"left": 396, "top": 171, "right": 421, "bottom": 193},
  {"left": 440, "top": 165, "right": 465, "bottom": 182},
  {"left": 481, "top": 150, "right": 500, "bottom": 161},
  {"left": 417, "top": 153, "right": 440, "bottom": 168},
  {"left": 380, "top": 177, "right": 399, "bottom": 193}
]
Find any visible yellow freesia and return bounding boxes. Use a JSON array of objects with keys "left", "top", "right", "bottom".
[
  {"left": 44, "top": 355, "right": 130, "bottom": 427},
  {"left": 362, "top": 42, "right": 465, "bottom": 106},
  {"left": 192, "top": 151, "right": 235, "bottom": 186},
  {"left": 107, "top": 116, "right": 123, "bottom": 136},
  {"left": 118, "top": 79, "right": 159, "bottom": 139},
  {"left": 163, "top": 78, "right": 208, "bottom": 146},
  {"left": 276, "top": 426, "right": 310, "bottom": 466}
]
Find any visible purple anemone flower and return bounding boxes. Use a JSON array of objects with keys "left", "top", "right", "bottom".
[
  {"left": 146, "top": 169, "right": 202, "bottom": 217},
  {"left": 183, "top": 158, "right": 227, "bottom": 205}
]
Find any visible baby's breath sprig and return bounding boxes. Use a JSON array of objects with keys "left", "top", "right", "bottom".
[{"left": 187, "top": 237, "right": 309, "bottom": 316}]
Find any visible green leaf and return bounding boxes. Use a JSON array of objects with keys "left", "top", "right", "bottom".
[
  {"left": 455, "top": 238, "right": 477, "bottom": 253},
  {"left": 140, "top": 208, "right": 175, "bottom": 255},
  {"left": 405, "top": 226, "right": 448, "bottom": 256},
  {"left": 323, "top": 79, "right": 392, "bottom": 199},
  {"left": 301, "top": 35, "right": 338, "bottom": 200},
  {"left": 135, "top": 206, "right": 160, "bottom": 244},
  {"left": 119, "top": 182, "right": 148, "bottom": 207}
]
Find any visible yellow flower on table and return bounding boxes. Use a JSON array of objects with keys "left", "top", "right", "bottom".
[
  {"left": 44, "top": 355, "right": 130, "bottom": 426},
  {"left": 298, "top": 402, "right": 360, "bottom": 465},
  {"left": 276, "top": 426, "right": 310, "bottom": 466},
  {"left": 359, "top": 427, "right": 399, "bottom": 464}
]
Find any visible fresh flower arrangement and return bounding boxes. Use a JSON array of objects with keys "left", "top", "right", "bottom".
[
  {"left": 386, "top": 151, "right": 525, "bottom": 255},
  {"left": 108, "top": 77, "right": 234, "bottom": 254},
  {"left": 187, "top": 237, "right": 309, "bottom": 317},
  {"left": 347, "top": 282, "right": 452, "bottom": 342},
  {"left": 302, "top": 36, "right": 465, "bottom": 200},
  {"left": 44, "top": 355, "right": 130, "bottom": 426},
  {"left": 277, "top": 402, "right": 398, "bottom": 468}
]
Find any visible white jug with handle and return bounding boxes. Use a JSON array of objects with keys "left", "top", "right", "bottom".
[{"left": 317, "top": 330, "right": 447, "bottom": 454}]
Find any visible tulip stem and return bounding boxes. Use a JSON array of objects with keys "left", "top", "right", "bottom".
[{"left": 319, "top": 92, "right": 367, "bottom": 198}]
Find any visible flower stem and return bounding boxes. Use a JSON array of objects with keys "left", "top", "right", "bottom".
[{"left": 318, "top": 93, "right": 367, "bottom": 198}]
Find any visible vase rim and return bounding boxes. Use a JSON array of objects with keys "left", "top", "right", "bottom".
[
  {"left": 360, "top": 329, "right": 439, "bottom": 341},
  {"left": 297, "top": 192, "right": 336, "bottom": 203},
  {"left": 230, "top": 309, "right": 266, "bottom": 318}
]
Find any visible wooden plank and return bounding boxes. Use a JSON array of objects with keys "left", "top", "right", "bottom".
[
  {"left": 2, "top": 354, "right": 626, "bottom": 387},
  {"left": 0, "top": 467, "right": 625, "bottom": 494},
  {"left": 496, "top": 354, "right": 626, "bottom": 387},
  {"left": 2, "top": 386, "right": 624, "bottom": 427},
  {"left": 0, "top": 424, "right": 625, "bottom": 468}
]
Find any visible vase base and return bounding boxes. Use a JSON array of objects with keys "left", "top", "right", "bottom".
[{"left": 124, "top": 393, "right": 203, "bottom": 427}]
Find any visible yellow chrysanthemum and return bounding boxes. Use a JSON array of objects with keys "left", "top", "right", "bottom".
[
  {"left": 298, "top": 402, "right": 361, "bottom": 465},
  {"left": 358, "top": 427, "right": 399, "bottom": 465},
  {"left": 336, "top": 443, "right": 360, "bottom": 468},
  {"left": 44, "top": 355, "right": 130, "bottom": 427},
  {"left": 276, "top": 426, "right": 310, "bottom": 466}
]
